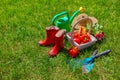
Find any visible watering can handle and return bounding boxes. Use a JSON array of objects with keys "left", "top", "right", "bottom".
[
  {"left": 94, "top": 50, "right": 111, "bottom": 58},
  {"left": 52, "top": 11, "right": 69, "bottom": 25}
]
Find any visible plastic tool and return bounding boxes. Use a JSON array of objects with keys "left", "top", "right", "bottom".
[
  {"left": 82, "top": 50, "right": 111, "bottom": 73},
  {"left": 66, "top": 50, "right": 98, "bottom": 71},
  {"left": 66, "top": 49, "right": 111, "bottom": 73}
]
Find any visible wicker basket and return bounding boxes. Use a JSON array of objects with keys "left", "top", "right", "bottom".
[{"left": 66, "top": 17, "right": 97, "bottom": 50}]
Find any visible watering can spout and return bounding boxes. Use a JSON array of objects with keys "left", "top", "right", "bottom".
[{"left": 70, "top": 7, "right": 84, "bottom": 24}]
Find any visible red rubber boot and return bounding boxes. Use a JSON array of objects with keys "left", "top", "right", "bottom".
[
  {"left": 49, "top": 29, "right": 66, "bottom": 57},
  {"left": 39, "top": 26, "right": 59, "bottom": 46}
]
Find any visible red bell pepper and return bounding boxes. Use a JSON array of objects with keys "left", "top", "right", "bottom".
[{"left": 82, "top": 34, "right": 91, "bottom": 43}]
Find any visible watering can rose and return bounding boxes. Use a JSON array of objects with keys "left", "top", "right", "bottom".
[{"left": 79, "top": 7, "right": 84, "bottom": 12}]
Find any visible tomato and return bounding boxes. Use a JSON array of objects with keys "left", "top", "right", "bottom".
[
  {"left": 73, "top": 37, "right": 80, "bottom": 44},
  {"left": 100, "top": 32, "right": 104, "bottom": 39},
  {"left": 68, "top": 46, "right": 79, "bottom": 58},
  {"left": 74, "top": 32, "right": 79, "bottom": 38},
  {"left": 95, "top": 32, "right": 104, "bottom": 40},
  {"left": 79, "top": 36, "right": 84, "bottom": 43}
]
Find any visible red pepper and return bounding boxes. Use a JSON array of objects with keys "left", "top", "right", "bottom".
[
  {"left": 82, "top": 34, "right": 91, "bottom": 43},
  {"left": 79, "top": 36, "right": 84, "bottom": 44}
]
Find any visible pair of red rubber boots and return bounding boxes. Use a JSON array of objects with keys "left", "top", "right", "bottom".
[{"left": 39, "top": 26, "right": 66, "bottom": 57}]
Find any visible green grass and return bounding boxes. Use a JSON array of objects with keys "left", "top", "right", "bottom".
[{"left": 0, "top": 0, "right": 120, "bottom": 80}]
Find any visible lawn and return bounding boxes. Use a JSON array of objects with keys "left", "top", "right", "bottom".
[{"left": 0, "top": 0, "right": 120, "bottom": 80}]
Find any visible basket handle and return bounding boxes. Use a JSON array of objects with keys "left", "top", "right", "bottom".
[{"left": 70, "top": 18, "right": 93, "bottom": 45}]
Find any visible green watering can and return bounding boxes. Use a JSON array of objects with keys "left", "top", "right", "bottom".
[{"left": 52, "top": 7, "right": 84, "bottom": 32}]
